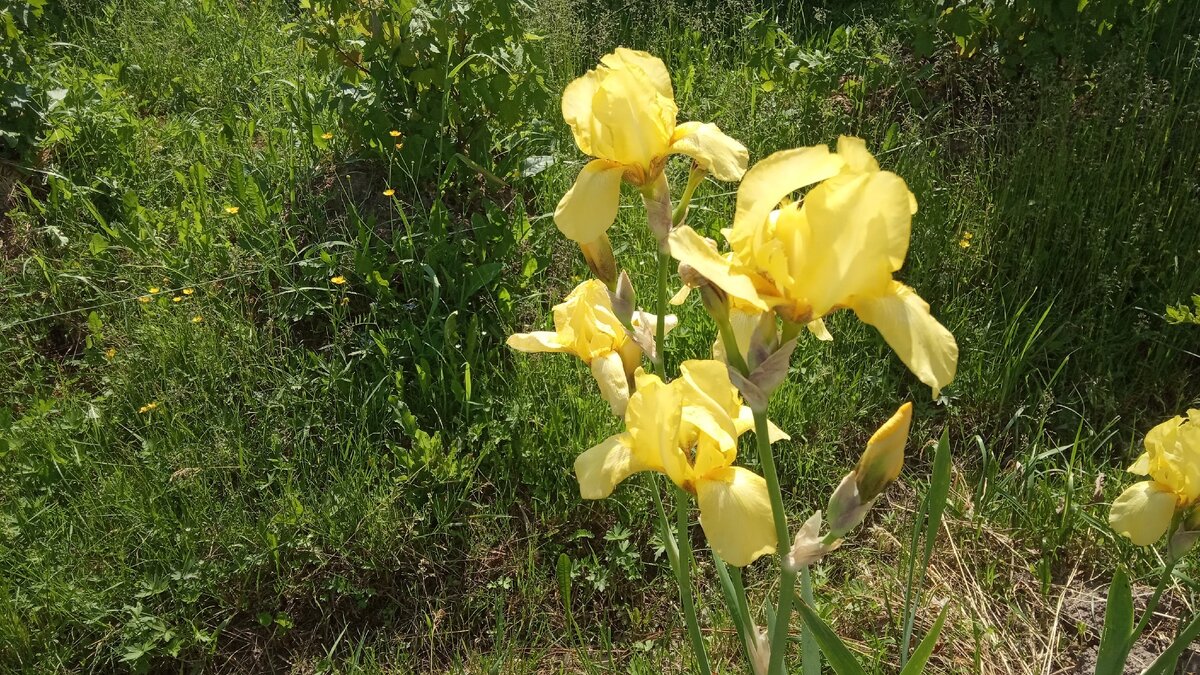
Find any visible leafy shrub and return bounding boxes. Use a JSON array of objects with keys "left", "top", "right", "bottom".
[
  {"left": 298, "top": 0, "right": 550, "bottom": 201},
  {"left": 907, "top": 0, "right": 1173, "bottom": 71},
  {"left": 1, "top": 0, "right": 55, "bottom": 156}
]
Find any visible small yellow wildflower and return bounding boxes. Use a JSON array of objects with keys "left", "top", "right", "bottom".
[
  {"left": 395, "top": 142, "right": 404, "bottom": 150},
  {"left": 331, "top": 275, "right": 347, "bottom": 285},
  {"left": 105, "top": 347, "right": 117, "bottom": 360},
  {"left": 138, "top": 402, "right": 159, "bottom": 414},
  {"left": 321, "top": 132, "right": 334, "bottom": 140},
  {"left": 383, "top": 189, "right": 395, "bottom": 197},
  {"left": 149, "top": 287, "right": 160, "bottom": 294},
  {"left": 173, "top": 296, "right": 183, "bottom": 303},
  {"left": 182, "top": 288, "right": 195, "bottom": 295},
  {"left": 959, "top": 231, "right": 973, "bottom": 249},
  {"left": 192, "top": 315, "right": 203, "bottom": 324},
  {"left": 225, "top": 206, "right": 239, "bottom": 215},
  {"left": 389, "top": 130, "right": 402, "bottom": 137},
  {"left": 138, "top": 295, "right": 152, "bottom": 303},
  {"left": 340, "top": 297, "right": 350, "bottom": 306}
]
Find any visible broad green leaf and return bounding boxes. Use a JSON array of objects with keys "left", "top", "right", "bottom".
[
  {"left": 793, "top": 599, "right": 867, "bottom": 675},
  {"left": 900, "top": 605, "right": 949, "bottom": 675},
  {"left": 922, "top": 429, "right": 952, "bottom": 565},
  {"left": 556, "top": 553, "right": 572, "bottom": 612},
  {"left": 1095, "top": 569, "right": 1133, "bottom": 675}
]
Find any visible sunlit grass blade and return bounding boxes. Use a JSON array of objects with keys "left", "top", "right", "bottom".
[
  {"left": 792, "top": 598, "right": 867, "bottom": 675},
  {"left": 901, "top": 429, "right": 952, "bottom": 666},
  {"left": 899, "top": 604, "right": 948, "bottom": 675}
]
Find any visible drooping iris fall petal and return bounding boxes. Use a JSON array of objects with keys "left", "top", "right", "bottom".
[
  {"left": 1109, "top": 481, "right": 1177, "bottom": 546},
  {"left": 695, "top": 466, "right": 777, "bottom": 567}
]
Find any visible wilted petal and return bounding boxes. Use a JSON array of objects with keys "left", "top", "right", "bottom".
[
  {"left": 851, "top": 282, "right": 958, "bottom": 399},
  {"left": 696, "top": 466, "right": 776, "bottom": 566},
  {"left": 555, "top": 159, "right": 626, "bottom": 244},
  {"left": 1109, "top": 481, "right": 1177, "bottom": 546},
  {"left": 669, "top": 122, "right": 749, "bottom": 182}
]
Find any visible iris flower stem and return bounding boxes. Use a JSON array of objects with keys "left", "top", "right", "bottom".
[
  {"left": 753, "top": 409, "right": 800, "bottom": 675},
  {"left": 675, "top": 486, "right": 712, "bottom": 675},
  {"left": 643, "top": 176, "right": 710, "bottom": 674},
  {"left": 655, "top": 251, "right": 669, "bottom": 374},
  {"left": 1131, "top": 553, "right": 1181, "bottom": 644}
]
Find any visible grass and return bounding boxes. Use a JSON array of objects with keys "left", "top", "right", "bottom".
[{"left": 2, "top": 0, "right": 1198, "bottom": 672}]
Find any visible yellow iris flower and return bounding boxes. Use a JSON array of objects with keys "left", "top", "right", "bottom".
[
  {"left": 574, "top": 360, "right": 788, "bottom": 566},
  {"left": 506, "top": 279, "right": 675, "bottom": 417},
  {"left": 668, "top": 136, "right": 958, "bottom": 398},
  {"left": 555, "top": 48, "right": 749, "bottom": 244},
  {"left": 1110, "top": 410, "right": 1200, "bottom": 546}
]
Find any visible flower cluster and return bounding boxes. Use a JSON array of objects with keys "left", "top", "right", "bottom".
[{"left": 506, "top": 47, "right": 959, "bottom": 674}]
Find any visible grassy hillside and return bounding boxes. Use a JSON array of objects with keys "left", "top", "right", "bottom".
[{"left": 1, "top": 0, "right": 1198, "bottom": 671}]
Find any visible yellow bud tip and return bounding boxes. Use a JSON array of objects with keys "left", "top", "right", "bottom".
[
  {"left": 856, "top": 402, "right": 913, "bottom": 500},
  {"left": 192, "top": 315, "right": 203, "bottom": 323},
  {"left": 383, "top": 189, "right": 395, "bottom": 197}
]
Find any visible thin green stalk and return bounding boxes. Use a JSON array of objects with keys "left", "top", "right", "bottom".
[
  {"left": 716, "top": 312, "right": 750, "bottom": 375},
  {"left": 675, "top": 487, "right": 712, "bottom": 675},
  {"left": 798, "top": 566, "right": 819, "bottom": 675},
  {"left": 655, "top": 251, "right": 669, "bottom": 374},
  {"left": 1131, "top": 555, "right": 1181, "bottom": 641},
  {"left": 729, "top": 565, "right": 755, "bottom": 641},
  {"left": 651, "top": 482, "right": 680, "bottom": 569},
  {"left": 672, "top": 167, "right": 705, "bottom": 226},
  {"left": 753, "top": 410, "right": 800, "bottom": 675},
  {"left": 643, "top": 175, "right": 709, "bottom": 674}
]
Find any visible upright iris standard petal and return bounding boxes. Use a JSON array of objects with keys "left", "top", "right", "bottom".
[
  {"left": 1109, "top": 481, "right": 1178, "bottom": 546},
  {"left": 851, "top": 283, "right": 959, "bottom": 399},
  {"left": 555, "top": 48, "right": 749, "bottom": 243},
  {"left": 695, "top": 466, "right": 777, "bottom": 567},
  {"left": 727, "top": 145, "right": 845, "bottom": 252},
  {"left": 555, "top": 160, "right": 626, "bottom": 244}
]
